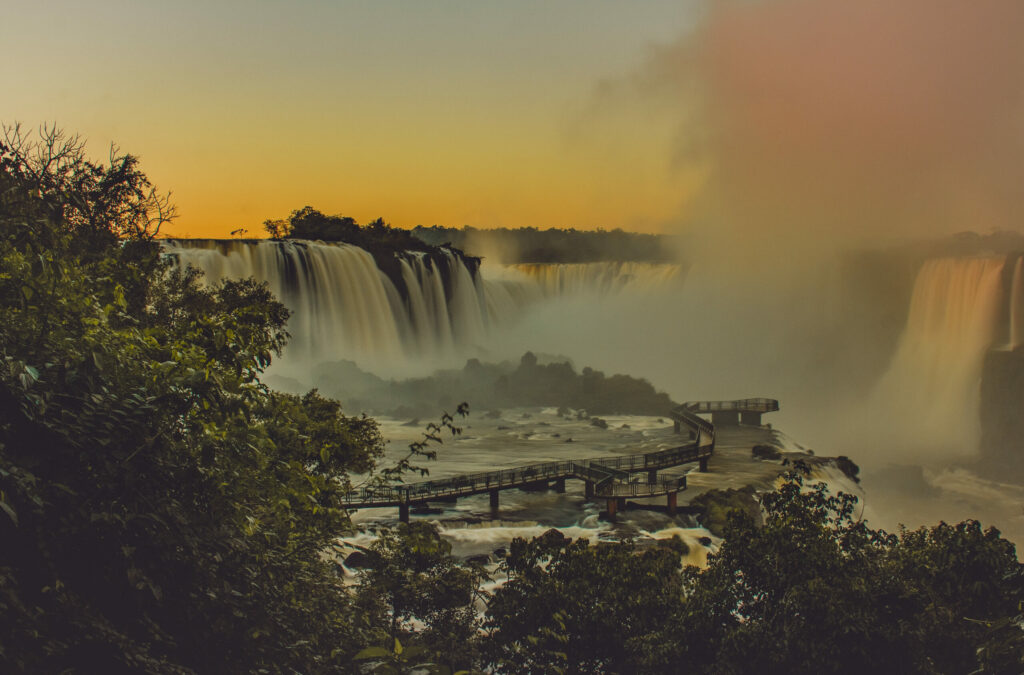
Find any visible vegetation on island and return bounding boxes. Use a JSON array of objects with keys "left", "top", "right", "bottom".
[
  {"left": 263, "top": 206, "right": 481, "bottom": 296},
  {"left": 2, "top": 125, "right": 1021, "bottom": 673},
  {"left": 303, "top": 351, "right": 678, "bottom": 419}
]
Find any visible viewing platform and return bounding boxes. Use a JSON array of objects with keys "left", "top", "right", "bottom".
[
  {"left": 342, "top": 403, "right": 718, "bottom": 522},
  {"left": 682, "top": 398, "right": 779, "bottom": 427}
]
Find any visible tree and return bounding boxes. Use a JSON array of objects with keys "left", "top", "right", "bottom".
[
  {"left": 484, "top": 533, "right": 687, "bottom": 673},
  {"left": 354, "top": 522, "right": 485, "bottom": 672},
  {"left": 676, "top": 471, "right": 1022, "bottom": 675},
  {"left": 0, "top": 124, "right": 384, "bottom": 672}
]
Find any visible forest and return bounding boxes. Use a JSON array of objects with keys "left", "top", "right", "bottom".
[{"left": 1, "top": 126, "right": 1021, "bottom": 673}]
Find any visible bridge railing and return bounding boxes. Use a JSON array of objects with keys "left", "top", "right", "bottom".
[
  {"left": 594, "top": 476, "right": 685, "bottom": 498},
  {"left": 343, "top": 405, "right": 720, "bottom": 507},
  {"left": 683, "top": 398, "right": 779, "bottom": 413}
]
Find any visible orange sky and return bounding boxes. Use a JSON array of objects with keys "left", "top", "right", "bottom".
[
  {"left": 5, "top": 1, "right": 1023, "bottom": 241},
  {"left": 2, "top": 1, "right": 697, "bottom": 237}
]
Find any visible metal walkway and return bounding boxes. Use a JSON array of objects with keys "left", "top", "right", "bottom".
[{"left": 342, "top": 403, "right": 719, "bottom": 520}]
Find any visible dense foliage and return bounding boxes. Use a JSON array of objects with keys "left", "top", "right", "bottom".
[
  {"left": 1, "top": 126, "right": 1020, "bottom": 674},
  {"left": 0, "top": 126, "right": 386, "bottom": 672},
  {"left": 306, "top": 351, "right": 677, "bottom": 419},
  {"left": 263, "top": 206, "right": 480, "bottom": 294}
]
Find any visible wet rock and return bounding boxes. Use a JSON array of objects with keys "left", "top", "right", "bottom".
[
  {"left": 537, "top": 528, "right": 568, "bottom": 546},
  {"left": 752, "top": 444, "right": 782, "bottom": 460},
  {"left": 466, "top": 554, "right": 492, "bottom": 566},
  {"left": 345, "top": 551, "right": 371, "bottom": 569},
  {"left": 493, "top": 547, "right": 507, "bottom": 558},
  {"left": 698, "top": 536, "right": 712, "bottom": 547}
]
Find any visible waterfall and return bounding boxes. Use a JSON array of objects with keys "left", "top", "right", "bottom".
[
  {"left": 870, "top": 257, "right": 1007, "bottom": 456},
  {"left": 163, "top": 240, "right": 687, "bottom": 379},
  {"left": 505, "top": 262, "right": 684, "bottom": 296},
  {"left": 1010, "top": 256, "right": 1024, "bottom": 350},
  {"left": 163, "top": 240, "right": 520, "bottom": 376}
]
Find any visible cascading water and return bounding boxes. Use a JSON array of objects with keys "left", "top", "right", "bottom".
[
  {"left": 163, "top": 240, "right": 523, "bottom": 376},
  {"left": 163, "top": 240, "right": 684, "bottom": 378},
  {"left": 870, "top": 257, "right": 1007, "bottom": 457},
  {"left": 506, "top": 261, "right": 684, "bottom": 296},
  {"left": 1009, "top": 256, "right": 1024, "bottom": 350}
]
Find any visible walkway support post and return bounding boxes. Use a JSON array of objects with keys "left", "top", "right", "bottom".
[
  {"left": 740, "top": 411, "right": 762, "bottom": 426},
  {"left": 699, "top": 456, "right": 709, "bottom": 472},
  {"left": 606, "top": 498, "right": 618, "bottom": 518},
  {"left": 553, "top": 478, "right": 566, "bottom": 493},
  {"left": 585, "top": 481, "right": 594, "bottom": 499},
  {"left": 489, "top": 488, "right": 499, "bottom": 515},
  {"left": 398, "top": 503, "right": 409, "bottom": 523},
  {"left": 667, "top": 491, "right": 677, "bottom": 516}
]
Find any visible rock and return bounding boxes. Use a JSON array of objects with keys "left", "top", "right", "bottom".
[
  {"left": 537, "top": 528, "right": 568, "bottom": 546},
  {"left": 345, "top": 551, "right": 371, "bottom": 569},
  {"left": 833, "top": 455, "right": 861, "bottom": 483},
  {"left": 590, "top": 417, "right": 608, "bottom": 430},
  {"left": 466, "top": 554, "right": 492, "bottom": 566},
  {"left": 493, "top": 547, "right": 507, "bottom": 558},
  {"left": 752, "top": 444, "right": 782, "bottom": 460},
  {"left": 698, "top": 536, "right": 713, "bottom": 547}
]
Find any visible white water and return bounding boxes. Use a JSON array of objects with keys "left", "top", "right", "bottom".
[
  {"left": 163, "top": 240, "right": 683, "bottom": 377},
  {"left": 1010, "top": 256, "right": 1024, "bottom": 349},
  {"left": 868, "top": 257, "right": 1007, "bottom": 458},
  {"left": 505, "top": 261, "right": 684, "bottom": 296}
]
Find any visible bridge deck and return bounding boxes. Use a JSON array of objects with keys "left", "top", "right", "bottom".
[
  {"left": 684, "top": 398, "right": 779, "bottom": 414},
  {"left": 343, "top": 404, "right": 716, "bottom": 509}
]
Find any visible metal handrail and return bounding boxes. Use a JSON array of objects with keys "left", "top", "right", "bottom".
[
  {"left": 343, "top": 403, "right": 718, "bottom": 508},
  {"left": 682, "top": 398, "right": 779, "bottom": 414}
]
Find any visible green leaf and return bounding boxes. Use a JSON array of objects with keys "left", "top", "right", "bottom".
[
  {"left": 0, "top": 500, "right": 17, "bottom": 526},
  {"left": 353, "top": 646, "right": 390, "bottom": 660}
]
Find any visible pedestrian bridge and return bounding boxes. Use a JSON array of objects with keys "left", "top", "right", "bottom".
[{"left": 344, "top": 399, "right": 769, "bottom": 522}]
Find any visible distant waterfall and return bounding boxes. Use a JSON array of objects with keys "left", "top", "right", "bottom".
[
  {"left": 505, "top": 262, "right": 684, "bottom": 296},
  {"left": 1010, "top": 256, "right": 1024, "bottom": 350},
  {"left": 871, "top": 257, "right": 1007, "bottom": 455}
]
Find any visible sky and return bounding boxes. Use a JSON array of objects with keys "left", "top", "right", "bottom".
[
  {"left": 5, "top": 1, "right": 1024, "bottom": 241},
  {"left": 3, "top": 1, "right": 699, "bottom": 237}
]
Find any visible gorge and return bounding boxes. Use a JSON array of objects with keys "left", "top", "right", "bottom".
[{"left": 165, "top": 236, "right": 1024, "bottom": 544}]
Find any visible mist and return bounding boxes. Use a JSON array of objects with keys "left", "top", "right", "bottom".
[{"left": 514, "top": 0, "right": 1024, "bottom": 538}]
